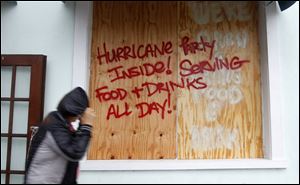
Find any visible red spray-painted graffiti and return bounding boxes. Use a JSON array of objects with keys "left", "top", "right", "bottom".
[
  {"left": 94, "top": 35, "right": 250, "bottom": 120},
  {"left": 97, "top": 41, "right": 173, "bottom": 65},
  {"left": 179, "top": 36, "right": 215, "bottom": 60},
  {"left": 179, "top": 56, "right": 249, "bottom": 77},
  {"left": 107, "top": 56, "right": 172, "bottom": 83},
  {"left": 105, "top": 93, "right": 172, "bottom": 120}
]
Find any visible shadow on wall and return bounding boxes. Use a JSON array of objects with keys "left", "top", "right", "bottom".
[{"left": 1, "top": 1, "right": 17, "bottom": 8}]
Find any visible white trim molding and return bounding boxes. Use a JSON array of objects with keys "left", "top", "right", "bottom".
[
  {"left": 73, "top": 1, "right": 287, "bottom": 170},
  {"left": 80, "top": 159, "right": 287, "bottom": 171},
  {"left": 72, "top": 1, "right": 93, "bottom": 90},
  {"left": 263, "top": 1, "right": 286, "bottom": 161}
]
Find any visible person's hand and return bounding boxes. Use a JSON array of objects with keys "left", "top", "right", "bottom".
[{"left": 80, "top": 108, "right": 96, "bottom": 125}]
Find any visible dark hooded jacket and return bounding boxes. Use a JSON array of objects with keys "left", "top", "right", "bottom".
[{"left": 25, "top": 87, "right": 92, "bottom": 184}]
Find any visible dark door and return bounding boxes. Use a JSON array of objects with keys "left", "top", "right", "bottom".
[{"left": 1, "top": 55, "right": 46, "bottom": 184}]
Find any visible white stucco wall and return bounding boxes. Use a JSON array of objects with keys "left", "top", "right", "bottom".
[
  {"left": 1, "top": 1, "right": 299, "bottom": 184},
  {"left": 1, "top": 1, "right": 75, "bottom": 115}
]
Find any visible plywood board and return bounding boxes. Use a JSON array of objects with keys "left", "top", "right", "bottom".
[
  {"left": 89, "top": 1, "right": 263, "bottom": 160},
  {"left": 177, "top": 1, "right": 263, "bottom": 159},
  {"left": 88, "top": 2, "right": 178, "bottom": 160}
]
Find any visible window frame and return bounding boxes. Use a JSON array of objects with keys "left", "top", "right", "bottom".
[{"left": 72, "top": 1, "right": 287, "bottom": 170}]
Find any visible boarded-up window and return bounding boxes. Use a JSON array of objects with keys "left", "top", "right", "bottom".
[{"left": 88, "top": 1, "right": 263, "bottom": 160}]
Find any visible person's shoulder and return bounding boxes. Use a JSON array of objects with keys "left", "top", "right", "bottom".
[{"left": 44, "top": 111, "right": 68, "bottom": 129}]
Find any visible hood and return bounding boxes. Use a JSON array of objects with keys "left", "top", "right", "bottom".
[{"left": 57, "top": 87, "right": 89, "bottom": 117}]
